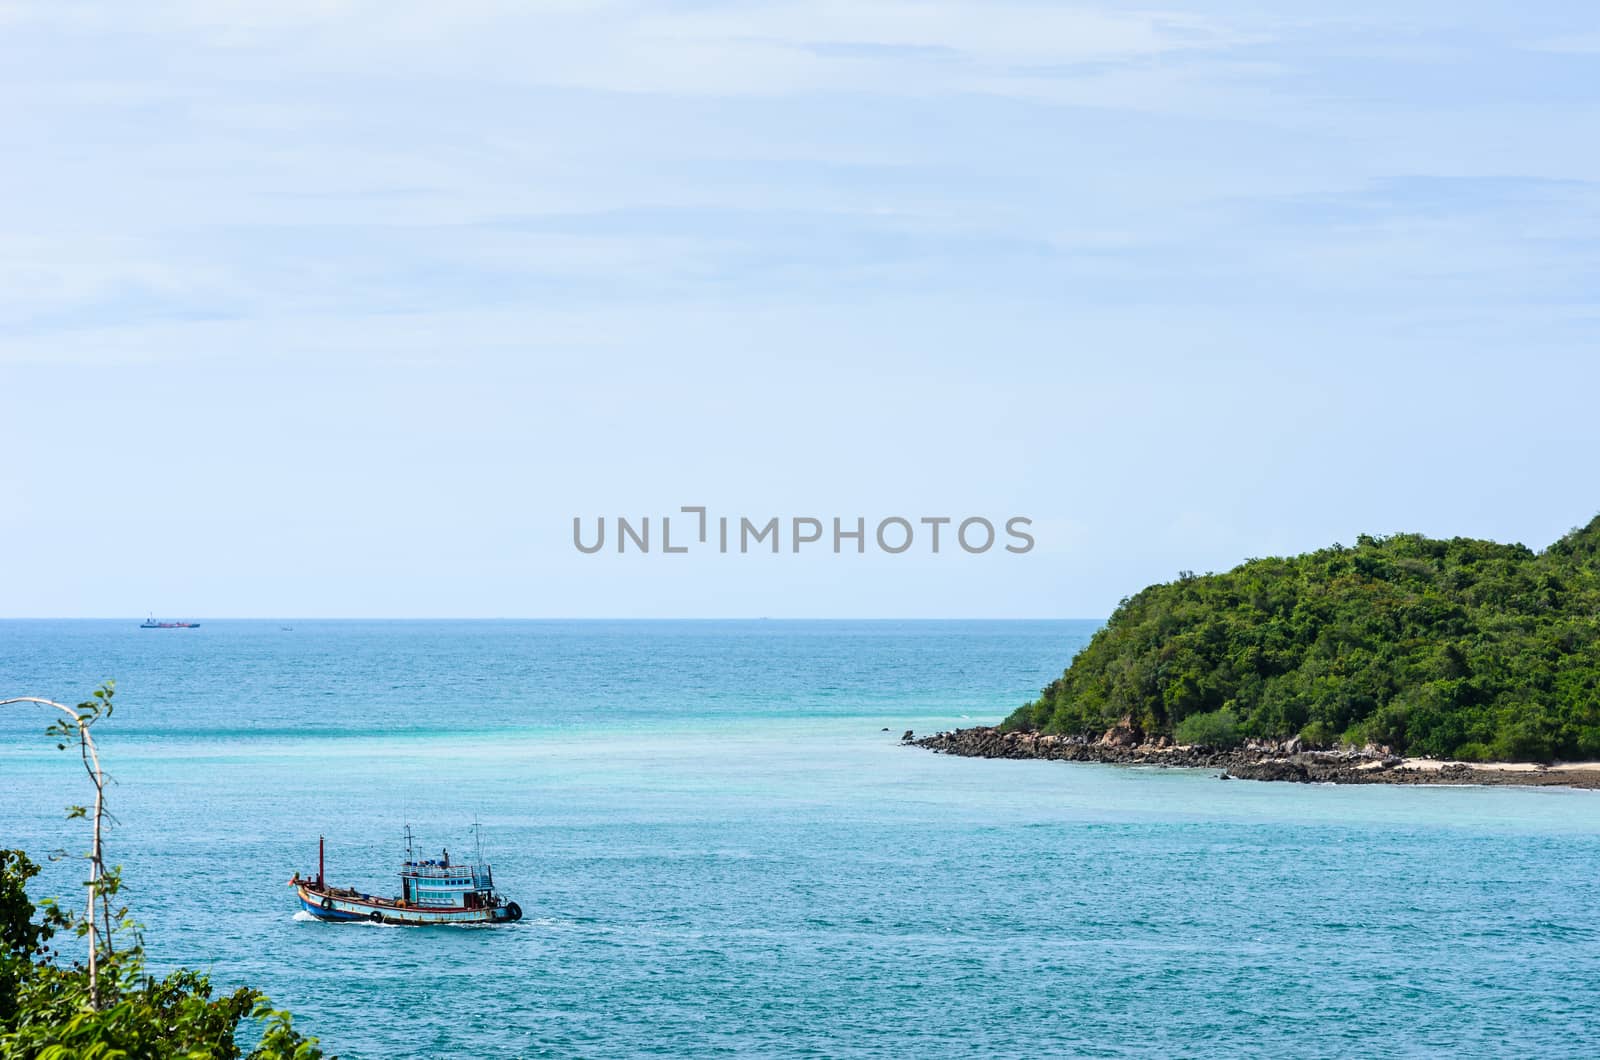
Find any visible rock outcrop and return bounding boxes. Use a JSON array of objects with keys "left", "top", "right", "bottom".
[{"left": 909, "top": 727, "right": 1600, "bottom": 789}]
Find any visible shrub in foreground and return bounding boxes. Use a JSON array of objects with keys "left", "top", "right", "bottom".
[{"left": 1, "top": 685, "right": 327, "bottom": 1059}]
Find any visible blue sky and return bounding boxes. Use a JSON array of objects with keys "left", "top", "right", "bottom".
[{"left": 3, "top": 1, "right": 1598, "bottom": 618}]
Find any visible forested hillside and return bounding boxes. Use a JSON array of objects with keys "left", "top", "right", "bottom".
[{"left": 1006, "top": 516, "right": 1600, "bottom": 761}]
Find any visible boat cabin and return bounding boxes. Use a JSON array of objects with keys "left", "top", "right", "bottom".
[{"left": 400, "top": 849, "right": 497, "bottom": 910}]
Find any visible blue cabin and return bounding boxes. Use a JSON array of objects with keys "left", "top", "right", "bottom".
[{"left": 400, "top": 851, "right": 498, "bottom": 911}]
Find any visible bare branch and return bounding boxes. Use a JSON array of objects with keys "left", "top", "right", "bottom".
[{"left": 1, "top": 693, "right": 112, "bottom": 1008}]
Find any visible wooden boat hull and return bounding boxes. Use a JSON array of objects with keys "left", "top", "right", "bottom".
[{"left": 295, "top": 884, "right": 522, "bottom": 925}]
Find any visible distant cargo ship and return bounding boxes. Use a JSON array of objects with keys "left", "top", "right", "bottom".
[{"left": 140, "top": 617, "right": 200, "bottom": 628}]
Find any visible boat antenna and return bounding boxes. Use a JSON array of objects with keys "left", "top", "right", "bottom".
[{"left": 472, "top": 818, "right": 484, "bottom": 866}]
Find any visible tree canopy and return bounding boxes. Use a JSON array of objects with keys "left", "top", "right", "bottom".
[
  {"left": 1005, "top": 515, "right": 1600, "bottom": 762},
  {"left": 1, "top": 848, "right": 324, "bottom": 1059},
  {"left": 1, "top": 685, "right": 325, "bottom": 1059}
]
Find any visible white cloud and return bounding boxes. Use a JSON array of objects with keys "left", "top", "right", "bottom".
[
  {"left": 1524, "top": 31, "right": 1600, "bottom": 55},
  {"left": 1, "top": 1, "right": 1257, "bottom": 100}
]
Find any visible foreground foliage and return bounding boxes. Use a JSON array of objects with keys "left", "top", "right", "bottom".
[
  {"left": 1006, "top": 516, "right": 1600, "bottom": 761},
  {"left": 1, "top": 686, "right": 325, "bottom": 1058},
  {"left": 2, "top": 853, "right": 319, "bottom": 1059}
]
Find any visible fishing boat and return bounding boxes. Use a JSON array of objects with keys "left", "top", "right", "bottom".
[
  {"left": 140, "top": 616, "right": 201, "bottom": 628},
  {"left": 290, "top": 826, "right": 523, "bottom": 925}
]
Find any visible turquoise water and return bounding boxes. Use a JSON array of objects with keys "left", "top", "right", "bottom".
[{"left": 3, "top": 620, "right": 1599, "bottom": 1058}]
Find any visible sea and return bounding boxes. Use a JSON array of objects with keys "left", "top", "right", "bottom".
[{"left": 2, "top": 620, "right": 1598, "bottom": 1058}]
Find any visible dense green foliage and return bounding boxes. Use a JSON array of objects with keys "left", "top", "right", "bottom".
[
  {"left": 1, "top": 848, "right": 325, "bottom": 1058},
  {"left": 1006, "top": 516, "right": 1600, "bottom": 761},
  {"left": 1173, "top": 709, "right": 1242, "bottom": 750},
  {"left": 1, "top": 684, "right": 326, "bottom": 1059}
]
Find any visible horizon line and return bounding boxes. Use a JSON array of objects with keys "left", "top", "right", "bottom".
[{"left": 0, "top": 615, "right": 1107, "bottom": 622}]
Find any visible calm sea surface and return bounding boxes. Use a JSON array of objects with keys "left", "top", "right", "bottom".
[{"left": 2, "top": 620, "right": 1598, "bottom": 1058}]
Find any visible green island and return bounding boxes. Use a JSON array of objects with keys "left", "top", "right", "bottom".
[{"left": 1003, "top": 515, "right": 1600, "bottom": 762}]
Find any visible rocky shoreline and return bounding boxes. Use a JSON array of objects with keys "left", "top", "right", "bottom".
[{"left": 905, "top": 723, "right": 1600, "bottom": 789}]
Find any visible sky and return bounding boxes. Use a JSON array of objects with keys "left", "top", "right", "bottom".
[{"left": 2, "top": 1, "right": 1598, "bottom": 618}]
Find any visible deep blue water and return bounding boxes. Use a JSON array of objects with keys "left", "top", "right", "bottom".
[{"left": 3, "top": 620, "right": 1599, "bottom": 1058}]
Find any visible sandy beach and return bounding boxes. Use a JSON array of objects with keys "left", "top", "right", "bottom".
[{"left": 1398, "top": 758, "right": 1600, "bottom": 773}]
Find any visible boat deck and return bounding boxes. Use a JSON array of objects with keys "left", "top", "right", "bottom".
[{"left": 295, "top": 882, "right": 521, "bottom": 925}]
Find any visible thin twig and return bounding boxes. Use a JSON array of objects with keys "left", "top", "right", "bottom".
[{"left": 1, "top": 695, "right": 108, "bottom": 1007}]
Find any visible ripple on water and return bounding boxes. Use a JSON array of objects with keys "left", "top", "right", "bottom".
[{"left": 4, "top": 620, "right": 1599, "bottom": 1059}]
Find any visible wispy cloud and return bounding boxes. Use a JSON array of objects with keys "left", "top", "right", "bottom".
[
  {"left": 2, "top": 1, "right": 1598, "bottom": 366},
  {"left": 2, "top": 1, "right": 1259, "bottom": 101}
]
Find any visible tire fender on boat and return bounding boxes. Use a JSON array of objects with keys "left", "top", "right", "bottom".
[
  {"left": 368, "top": 910, "right": 383, "bottom": 923},
  {"left": 319, "top": 896, "right": 333, "bottom": 911},
  {"left": 503, "top": 901, "right": 522, "bottom": 922}
]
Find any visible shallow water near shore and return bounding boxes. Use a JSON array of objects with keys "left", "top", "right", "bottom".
[{"left": 3, "top": 620, "right": 1599, "bottom": 1058}]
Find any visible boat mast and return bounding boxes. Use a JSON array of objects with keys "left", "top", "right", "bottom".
[
  {"left": 318, "top": 836, "right": 325, "bottom": 889},
  {"left": 404, "top": 823, "right": 414, "bottom": 860}
]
